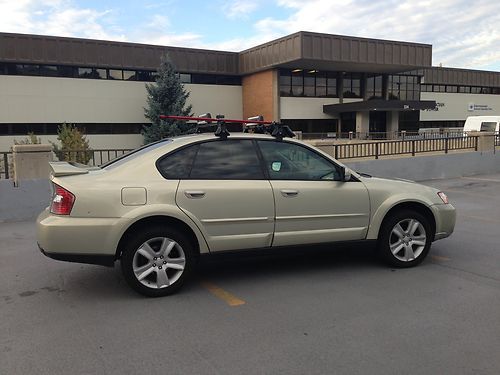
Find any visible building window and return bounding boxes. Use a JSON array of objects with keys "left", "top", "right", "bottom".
[
  {"left": 291, "top": 70, "right": 304, "bottom": 96},
  {"left": 366, "top": 75, "right": 383, "bottom": 99},
  {"left": 279, "top": 70, "right": 291, "bottom": 96},
  {"left": 303, "top": 70, "right": 315, "bottom": 97},
  {"left": 191, "top": 74, "right": 217, "bottom": 84},
  {"left": 108, "top": 69, "right": 123, "bottom": 80},
  {"left": 389, "top": 75, "right": 420, "bottom": 100},
  {"left": 343, "top": 74, "right": 361, "bottom": 98},
  {"left": 58, "top": 65, "right": 77, "bottom": 78},
  {"left": 279, "top": 69, "right": 338, "bottom": 97},
  {"left": 123, "top": 70, "right": 136, "bottom": 81},
  {"left": 39, "top": 65, "right": 58, "bottom": 77}
]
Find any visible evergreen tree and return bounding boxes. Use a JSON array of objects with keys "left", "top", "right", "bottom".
[{"left": 143, "top": 54, "right": 193, "bottom": 143}]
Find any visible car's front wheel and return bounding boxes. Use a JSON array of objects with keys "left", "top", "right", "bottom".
[
  {"left": 378, "top": 210, "right": 432, "bottom": 267},
  {"left": 121, "top": 226, "right": 195, "bottom": 297}
]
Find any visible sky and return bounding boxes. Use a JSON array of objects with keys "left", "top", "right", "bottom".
[{"left": 0, "top": 0, "right": 499, "bottom": 71}]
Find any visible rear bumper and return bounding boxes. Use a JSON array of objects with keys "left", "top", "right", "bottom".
[
  {"left": 38, "top": 244, "right": 115, "bottom": 267},
  {"left": 36, "top": 209, "right": 126, "bottom": 260}
]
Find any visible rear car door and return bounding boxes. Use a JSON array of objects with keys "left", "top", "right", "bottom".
[
  {"left": 169, "top": 139, "right": 275, "bottom": 252},
  {"left": 256, "top": 140, "right": 370, "bottom": 247}
]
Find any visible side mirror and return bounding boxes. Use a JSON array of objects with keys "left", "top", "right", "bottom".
[{"left": 340, "top": 166, "right": 352, "bottom": 182}]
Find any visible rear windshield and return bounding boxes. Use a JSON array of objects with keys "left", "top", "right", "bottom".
[{"left": 102, "top": 140, "right": 172, "bottom": 170}]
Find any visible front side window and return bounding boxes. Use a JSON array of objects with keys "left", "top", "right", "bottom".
[
  {"left": 190, "top": 140, "right": 264, "bottom": 179},
  {"left": 257, "top": 141, "right": 340, "bottom": 181}
]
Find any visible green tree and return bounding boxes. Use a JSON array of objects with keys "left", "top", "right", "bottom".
[
  {"left": 143, "top": 54, "right": 193, "bottom": 143},
  {"left": 50, "top": 123, "right": 92, "bottom": 164}
]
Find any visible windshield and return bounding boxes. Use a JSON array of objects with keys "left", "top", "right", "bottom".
[{"left": 102, "top": 139, "right": 172, "bottom": 169}]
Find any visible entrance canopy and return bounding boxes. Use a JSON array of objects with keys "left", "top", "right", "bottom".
[{"left": 323, "top": 99, "right": 437, "bottom": 114}]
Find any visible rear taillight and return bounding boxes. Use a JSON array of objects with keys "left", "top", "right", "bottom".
[{"left": 50, "top": 184, "right": 75, "bottom": 215}]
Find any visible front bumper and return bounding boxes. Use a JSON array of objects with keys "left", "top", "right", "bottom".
[{"left": 431, "top": 203, "right": 456, "bottom": 241}]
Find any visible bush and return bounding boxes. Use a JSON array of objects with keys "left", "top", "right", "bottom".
[{"left": 50, "top": 123, "right": 92, "bottom": 164}]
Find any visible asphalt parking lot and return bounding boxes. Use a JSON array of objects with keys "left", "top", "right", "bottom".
[{"left": 1, "top": 173, "right": 500, "bottom": 375}]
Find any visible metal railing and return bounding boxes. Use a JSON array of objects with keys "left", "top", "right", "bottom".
[
  {"left": 0, "top": 149, "right": 132, "bottom": 180},
  {"left": 328, "top": 136, "right": 478, "bottom": 160},
  {"left": 301, "top": 130, "right": 467, "bottom": 141},
  {"left": 56, "top": 149, "right": 133, "bottom": 166},
  {"left": 1, "top": 151, "right": 12, "bottom": 179},
  {"left": 1, "top": 135, "right": 497, "bottom": 179}
]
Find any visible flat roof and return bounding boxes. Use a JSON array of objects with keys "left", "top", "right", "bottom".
[
  {"left": 0, "top": 31, "right": 432, "bottom": 75},
  {"left": 1, "top": 31, "right": 499, "bottom": 86}
]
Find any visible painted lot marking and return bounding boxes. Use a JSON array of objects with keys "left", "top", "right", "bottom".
[
  {"left": 431, "top": 255, "right": 451, "bottom": 262},
  {"left": 461, "top": 176, "right": 500, "bottom": 183},
  {"left": 460, "top": 214, "right": 500, "bottom": 224},
  {"left": 201, "top": 281, "right": 246, "bottom": 306},
  {"left": 442, "top": 189, "right": 494, "bottom": 200}
]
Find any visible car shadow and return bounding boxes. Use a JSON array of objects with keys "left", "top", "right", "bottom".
[
  {"left": 195, "top": 242, "right": 383, "bottom": 284},
  {"left": 61, "top": 242, "right": 389, "bottom": 299}
]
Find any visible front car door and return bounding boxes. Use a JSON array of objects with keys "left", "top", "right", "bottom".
[
  {"left": 168, "top": 139, "right": 275, "bottom": 252},
  {"left": 256, "top": 140, "right": 370, "bottom": 247}
]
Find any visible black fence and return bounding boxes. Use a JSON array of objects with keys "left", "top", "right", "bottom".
[
  {"left": 1, "top": 151, "right": 11, "bottom": 179},
  {"left": 327, "top": 136, "right": 478, "bottom": 160},
  {"left": 1, "top": 135, "right": 497, "bottom": 179},
  {"left": 0, "top": 149, "right": 132, "bottom": 179},
  {"left": 56, "top": 149, "right": 133, "bottom": 166},
  {"left": 300, "top": 130, "right": 466, "bottom": 141}
]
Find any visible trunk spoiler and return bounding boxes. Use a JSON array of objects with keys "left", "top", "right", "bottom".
[{"left": 49, "top": 162, "right": 100, "bottom": 177}]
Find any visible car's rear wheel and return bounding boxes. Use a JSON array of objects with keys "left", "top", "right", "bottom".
[
  {"left": 121, "top": 226, "right": 194, "bottom": 297},
  {"left": 378, "top": 210, "right": 432, "bottom": 267}
]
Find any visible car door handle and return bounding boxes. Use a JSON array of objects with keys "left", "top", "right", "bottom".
[
  {"left": 280, "top": 189, "right": 299, "bottom": 197},
  {"left": 184, "top": 190, "right": 206, "bottom": 199}
]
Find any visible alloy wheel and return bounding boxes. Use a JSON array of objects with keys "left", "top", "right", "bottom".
[
  {"left": 389, "top": 218, "right": 427, "bottom": 262},
  {"left": 132, "top": 237, "right": 186, "bottom": 289}
]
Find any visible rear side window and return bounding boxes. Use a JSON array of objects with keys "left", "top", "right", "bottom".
[
  {"left": 190, "top": 140, "right": 264, "bottom": 179},
  {"left": 157, "top": 145, "right": 198, "bottom": 179}
]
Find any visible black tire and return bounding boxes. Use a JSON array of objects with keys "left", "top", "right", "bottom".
[
  {"left": 377, "top": 209, "right": 432, "bottom": 268},
  {"left": 121, "top": 226, "right": 195, "bottom": 297}
]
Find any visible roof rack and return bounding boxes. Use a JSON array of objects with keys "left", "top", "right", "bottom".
[{"left": 159, "top": 114, "right": 295, "bottom": 140}]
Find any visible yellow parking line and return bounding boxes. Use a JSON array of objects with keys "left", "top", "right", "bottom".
[
  {"left": 431, "top": 255, "right": 451, "bottom": 262},
  {"left": 201, "top": 281, "right": 246, "bottom": 307}
]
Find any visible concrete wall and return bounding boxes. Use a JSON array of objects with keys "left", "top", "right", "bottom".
[
  {"left": 0, "top": 76, "right": 243, "bottom": 150},
  {"left": 421, "top": 92, "right": 500, "bottom": 121},
  {"left": 344, "top": 151, "right": 500, "bottom": 181},
  {"left": 0, "top": 179, "right": 51, "bottom": 222}
]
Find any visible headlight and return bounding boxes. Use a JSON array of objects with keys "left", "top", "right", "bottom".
[{"left": 437, "top": 191, "right": 449, "bottom": 204}]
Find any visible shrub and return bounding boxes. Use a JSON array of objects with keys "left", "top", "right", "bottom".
[{"left": 51, "top": 123, "right": 92, "bottom": 164}]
